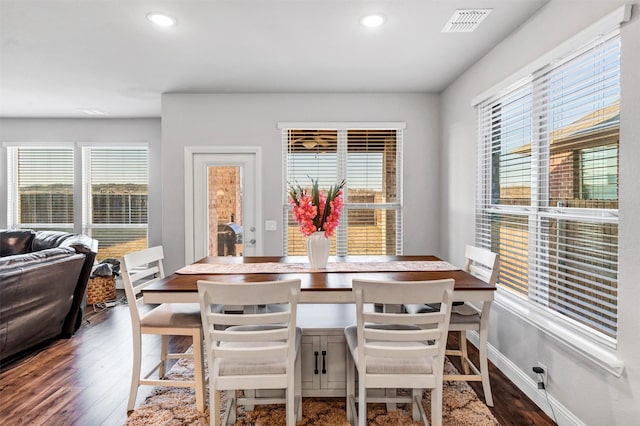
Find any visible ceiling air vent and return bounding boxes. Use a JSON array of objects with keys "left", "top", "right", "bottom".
[{"left": 442, "top": 9, "right": 492, "bottom": 33}]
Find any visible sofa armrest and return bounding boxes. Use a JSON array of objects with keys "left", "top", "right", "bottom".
[
  {"left": 0, "top": 249, "right": 85, "bottom": 361},
  {"left": 61, "top": 235, "right": 98, "bottom": 336},
  {"left": 31, "top": 231, "right": 99, "bottom": 336},
  {"left": 0, "top": 247, "right": 77, "bottom": 271}
]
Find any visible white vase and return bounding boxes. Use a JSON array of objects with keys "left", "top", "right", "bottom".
[{"left": 306, "top": 231, "right": 330, "bottom": 269}]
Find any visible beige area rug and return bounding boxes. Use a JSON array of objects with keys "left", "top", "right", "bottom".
[{"left": 126, "top": 356, "right": 499, "bottom": 426}]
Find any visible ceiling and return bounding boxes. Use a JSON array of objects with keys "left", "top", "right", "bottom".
[{"left": 0, "top": 0, "right": 548, "bottom": 118}]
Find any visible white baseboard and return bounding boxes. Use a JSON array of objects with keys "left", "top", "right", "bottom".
[{"left": 466, "top": 331, "right": 585, "bottom": 426}]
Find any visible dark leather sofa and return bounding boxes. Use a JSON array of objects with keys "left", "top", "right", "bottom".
[{"left": 0, "top": 229, "right": 98, "bottom": 362}]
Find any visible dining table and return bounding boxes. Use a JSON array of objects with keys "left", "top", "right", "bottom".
[
  {"left": 141, "top": 254, "right": 496, "bottom": 398},
  {"left": 141, "top": 254, "right": 495, "bottom": 305}
]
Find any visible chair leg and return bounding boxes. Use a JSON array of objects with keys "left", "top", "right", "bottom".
[
  {"left": 346, "top": 350, "right": 354, "bottom": 422},
  {"left": 385, "top": 388, "right": 397, "bottom": 412},
  {"left": 295, "top": 351, "right": 302, "bottom": 421},
  {"left": 431, "top": 377, "right": 443, "bottom": 426},
  {"left": 211, "top": 388, "right": 221, "bottom": 426},
  {"left": 127, "top": 332, "right": 142, "bottom": 411},
  {"left": 459, "top": 331, "right": 471, "bottom": 375},
  {"left": 479, "top": 327, "right": 494, "bottom": 406},
  {"left": 411, "top": 388, "right": 421, "bottom": 421},
  {"left": 358, "top": 371, "right": 366, "bottom": 426},
  {"left": 228, "top": 390, "right": 237, "bottom": 424},
  {"left": 160, "top": 335, "right": 169, "bottom": 378},
  {"left": 192, "top": 330, "right": 206, "bottom": 412},
  {"left": 287, "top": 367, "right": 295, "bottom": 426}
]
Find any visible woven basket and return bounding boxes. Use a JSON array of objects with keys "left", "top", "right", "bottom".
[{"left": 86, "top": 275, "right": 116, "bottom": 305}]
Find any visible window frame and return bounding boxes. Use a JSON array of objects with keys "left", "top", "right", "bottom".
[
  {"left": 474, "top": 22, "right": 626, "bottom": 375},
  {"left": 5, "top": 142, "right": 149, "bottom": 260},
  {"left": 81, "top": 145, "right": 150, "bottom": 259},
  {"left": 6, "top": 142, "right": 78, "bottom": 233},
  {"left": 279, "top": 122, "right": 405, "bottom": 257}
]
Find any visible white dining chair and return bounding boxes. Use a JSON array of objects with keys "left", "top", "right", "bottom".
[
  {"left": 197, "top": 278, "right": 303, "bottom": 426},
  {"left": 404, "top": 244, "right": 499, "bottom": 406},
  {"left": 344, "top": 278, "right": 454, "bottom": 426},
  {"left": 122, "top": 246, "right": 206, "bottom": 412}
]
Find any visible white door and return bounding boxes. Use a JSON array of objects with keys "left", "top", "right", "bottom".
[{"left": 185, "top": 148, "right": 262, "bottom": 263}]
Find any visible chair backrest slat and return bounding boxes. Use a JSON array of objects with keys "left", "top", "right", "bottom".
[
  {"left": 363, "top": 311, "right": 446, "bottom": 326},
  {"left": 211, "top": 327, "right": 290, "bottom": 342},
  {"left": 129, "top": 266, "right": 161, "bottom": 293},
  {"left": 202, "top": 281, "right": 299, "bottom": 306},
  {"left": 364, "top": 327, "right": 442, "bottom": 342},
  {"left": 365, "top": 344, "right": 440, "bottom": 359},
  {"left": 207, "top": 311, "right": 290, "bottom": 326},
  {"left": 213, "top": 345, "right": 289, "bottom": 359}
]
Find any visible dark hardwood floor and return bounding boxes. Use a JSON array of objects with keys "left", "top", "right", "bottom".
[
  {"left": 445, "top": 332, "right": 556, "bottom": 426},
  {"left": 0, "top": 300, "right": 555, "bottom": 426}
]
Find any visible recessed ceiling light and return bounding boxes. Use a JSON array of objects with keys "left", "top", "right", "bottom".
[
  {"left": 360, "top": 14, "right": 385, "bottom": 28},
  {"left": 147, "top": 13, "right": 177, "bottom": 27}
]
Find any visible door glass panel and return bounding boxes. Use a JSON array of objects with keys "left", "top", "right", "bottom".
[{"left": 207, "top": 166, "right": 243, "bottom": 256}]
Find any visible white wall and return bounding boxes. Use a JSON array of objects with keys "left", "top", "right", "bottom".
[
  {"left": 161, "top": 93, "right": 440, "bottom": 273},
  {"left": 0, "top": 118, "right": 162, "bottom": 248},
  {"left": 441, "top": 1, "right": 640, "bottom": 424}
]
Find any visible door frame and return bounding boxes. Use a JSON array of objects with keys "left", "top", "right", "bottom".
[{"left": 184, "top": 146, "right": 263, "bottom": 263}]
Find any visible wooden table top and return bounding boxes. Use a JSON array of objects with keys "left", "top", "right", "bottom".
[{"left": 143, "top": 255, "right": 495, "bottom": 295}]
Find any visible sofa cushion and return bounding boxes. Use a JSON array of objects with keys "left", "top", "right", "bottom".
[
  {"left": 58, "top": 234, "right": 99, "bottom": 254},
  {"left": 0, "top": 230, "right": 36, "bottom": 257},
  {"left": 31, "top": 231, "right": 74, "bottom": 252}
]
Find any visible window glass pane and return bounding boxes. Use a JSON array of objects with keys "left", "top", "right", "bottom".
[
  {"left": 548, "top": 41, "right": 620, "bottom": 134},
  {"left": 208, "top": 166, "right": 243, "bottom": 256},
  {"left": 288, "top": 130, "right": 337, "bottom": 188},
  {"left": 88, "top": 148, "right": 148, "bottom": 260},
  {"left": 533, "top": 218, "right": 618, "bottom": 338},
  {"left": 345, "top": 208, "right": 398, "bottom": 255},
  {"left": 490, "top": 88, "right": 533, "bottom": 206},
  {"left": 489, "top": 213, "right": 529, "bottom": 295},
  {"left": 581, "top": 146, "right": 617, "bottom": 202},
  {"left": 547, "top": 37, "right": 620, "bottom": 209},
  {"left": 347, "top": 130, "right": 397, "bottom": 203},
  {"left": 91, "top": 228, "right": 148, "bottom": 260},
  {"left": 16, "top": 148, "right": 74, "bottom": 228}
]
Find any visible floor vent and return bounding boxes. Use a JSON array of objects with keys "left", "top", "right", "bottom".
[{"left": 442, "top": 9, "right": 492, "bottom": 33}]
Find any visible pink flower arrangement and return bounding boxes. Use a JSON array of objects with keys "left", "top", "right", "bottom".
[{"left": 288, "top": 178, "right": 346, "bottom": 237}]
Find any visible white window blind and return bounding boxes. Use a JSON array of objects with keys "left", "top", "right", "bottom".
[
  {"left": 5, "top": 145, "right": 149, "bottom": 261},
  {"left": 477, "top": 30, "right": 620, "bottom": 340},
  {"left": 282, "top": 126, "right": 403, "bottom": 256},
  {"left": 7, "top": 147, "right": 74, "bottom": 232},
  {"left": 83, "top": 147, "right": 149, "bottom": 260}
]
